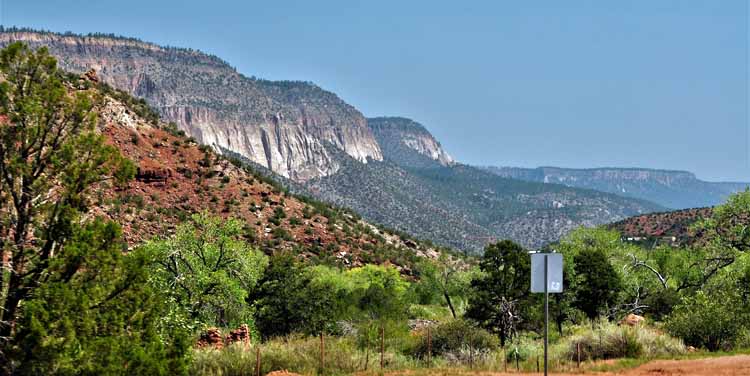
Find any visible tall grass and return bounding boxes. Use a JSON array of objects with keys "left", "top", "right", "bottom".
[
  {"left": 189, "top": 335, "right": 420, "bottom": 376},
  {"left": 557, "top": 321, "right": 685, "bottom": 362},
  {"left": 190, "top": 322, "right": 686, "bottom": 375}
]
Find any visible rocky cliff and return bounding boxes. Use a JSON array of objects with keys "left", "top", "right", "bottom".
[
  {"left": 367, "top": 117, "right": 454, "bottom": 168},
  {"left": 0, "top": 30, "right": 382, "bottom": 181},
  {"left": 61, "top": 73, "right": 440, "bottom": 271},
  {"left": 485, "top": 166, "right": 749, "bottom": 209}
]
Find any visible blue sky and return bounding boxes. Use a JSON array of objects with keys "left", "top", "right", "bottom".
[{"left": 3, "top": 0, "right": 748, "bottom": 181}]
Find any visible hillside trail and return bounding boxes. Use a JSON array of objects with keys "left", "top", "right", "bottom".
[{"left": 381, "top": 355, "right": 750, "bottom": 376}]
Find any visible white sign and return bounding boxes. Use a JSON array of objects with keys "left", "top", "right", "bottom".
[{"left": 531, "top": 253, "right": 563, "bottom": 293}]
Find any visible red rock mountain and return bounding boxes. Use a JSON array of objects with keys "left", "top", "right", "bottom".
[{"left": 77, "top": 74, "right": 438, "bottom": 272}]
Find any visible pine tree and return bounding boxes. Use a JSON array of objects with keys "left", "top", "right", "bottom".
[
  {"left": 0, "top": 42, "right": 189, "bottom": 374},
  {"left": 465, "top": 240, "right": 531, "bottom": 347},
  {"left": 573, "top": 248, "right": 622, "bottom": 321}
]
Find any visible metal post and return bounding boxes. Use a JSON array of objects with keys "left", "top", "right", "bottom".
[
  {"left": 503, "top": 348, "right": 507, "bottom": 372},
  {"left": 544, "top": 255, "right": 549, "bottom": 376}
]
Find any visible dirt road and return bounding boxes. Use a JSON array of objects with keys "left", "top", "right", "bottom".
[
  {"left": 618, "top": 355, "right": 750, "bottom": 376},
  {"left": 382, "top": 355, "right": 750, "bottom": 376}
]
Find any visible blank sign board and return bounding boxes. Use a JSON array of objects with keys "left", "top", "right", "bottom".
[{"left": 531, "top": 253, "right": 563, "bottom": 293}]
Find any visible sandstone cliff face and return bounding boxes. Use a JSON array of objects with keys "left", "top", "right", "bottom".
[
  {"left": 367, "top": 117, "right": 454, "bottom": 168},
  {"left": 0, "top": 31, "right": 382, "bottom": 181}
]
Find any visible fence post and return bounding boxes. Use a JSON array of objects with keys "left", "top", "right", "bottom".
[
  {"left": 255, "top": 346, "right": 261, "bottom": 376},
  {"left": 503, "top": 347, "right": 508, "bottom": 372},
  {"left": 380, "top": 326, "right": 385, "bottom": 371},
  {"left": 577, "top": 342, "right": 581, "bottom": 368},
  {"left": 427, "top": 327, "right": 432, "bottom": 367},
  {"left": 515, "top": 351, "right": 519, "bottom": 371},
  {"left": 536, "top": 355, "right": 540, "bottom": 373},
  {"left": 469, "top": 338, "right": 474, "bottom": 369},
  {"left": 364, "top": 338, "right": 369, "bottom": 371},
  {"left": 320, "top": 332, "right": 325, "bottom": 373}
]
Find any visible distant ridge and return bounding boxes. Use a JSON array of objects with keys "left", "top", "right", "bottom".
[{"left": 484, "top": 166, "right": 749, "bottom": 209}]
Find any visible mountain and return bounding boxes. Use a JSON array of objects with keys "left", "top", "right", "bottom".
[
  {"left": 367, "top": 117, "right": 454, "bottom": 168},
  {"left": 484, "top": 166, "right": 749, "bottom": 209},
  {"left": 0, "top": 29, "right": 382, "bottom": 182},
  {"left": 3, "top": 29, "right": 664, "bottom": 251},
  {"left": 63, "top": 71, "right": 441, "bottom": 273},
  {"left": 299, "top": 117, "right": 663, "bottom": 250}
]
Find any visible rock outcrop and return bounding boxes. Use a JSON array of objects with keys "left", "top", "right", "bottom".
[
  {"left": 0, "top": 30, "right": 382, "bottom": 182},
  {"left": 226, "top": 324, "right": 251, "bottom": 346},
  {"left": 368, "top": 117, "right": 454, "bottom": 168},
  {"left": 197, "top": 328, "right": 224, "bottom": 349},
  {"left": 619, "top": 313, "right": 646, "bottom": 327}
]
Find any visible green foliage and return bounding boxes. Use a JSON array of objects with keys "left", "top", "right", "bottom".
[
  {"left": 465, "top": 240, "right": 531, "bottom": 346},
  {"left": 146, "top": 212, "right": 268, "bottom": 329},
  {"left": 251, "top": 254, "right": 348, "bottom": 338},
  {"left": 666, "top": 290, "right": 746, "bottom": 351},
  {"left": 0, "top": 42, "right": 138, "bottom": 372},
  {"left": 413, "top": 256, "right": 473, "bottom": 318},
  {"left": 573, "top": 247, "right": 622, "bottom": 321},
  {"left": 348, "top": 264, "right": 410, "bottom": 322},
  {"left": 12, "top": 221, "right": 190, "bottom": 375},
  {"left": 696, "top": 189, "right": 750, "bottom": 252}
]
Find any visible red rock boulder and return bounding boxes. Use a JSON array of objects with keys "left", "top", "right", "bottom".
[{"left": 197, "top": 327, "right": 224, "bottom": 349}]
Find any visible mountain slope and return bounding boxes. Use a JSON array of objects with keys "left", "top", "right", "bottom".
[
  {"left": 298, "top": 117, "right": 663, "bottom": 251},
  {"left": 485, "top": 166, "right": 749, "bottom": 209},
  {"left": 0, "top": 29, "right": 382, "bottom": 182},
  {"left": 68, "top": 74, "right": 441, "bottom": 273},
  {"left": 609, "top": 207, "right": 711, "bottom": 246}
]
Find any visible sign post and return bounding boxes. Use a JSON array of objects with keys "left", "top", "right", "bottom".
[{"left": 531, "top": 252, "right": 563, "bottom": 376}]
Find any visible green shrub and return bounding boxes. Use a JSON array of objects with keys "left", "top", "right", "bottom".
[
  {"left": 505, "top": 334, "right": 541, "bottom": 363},
  {"left": 666, "top": 290, "right": 744, "bottom": 351},
  {"left": 410, "top": 319, "right": 498, "bottom": 364}
]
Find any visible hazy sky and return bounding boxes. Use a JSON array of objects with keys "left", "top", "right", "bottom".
[{"left": 3, "top": 0, "right": 748, "bottom": 181}]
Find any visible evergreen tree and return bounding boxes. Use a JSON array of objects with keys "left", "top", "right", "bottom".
[
  {"left": 250, "top": 253, "right": 347, "bottom": 338},
  {"left": 13, "top": 222, "right": 190, "bottom": 375},
  {"left": 465, "top": 240, "right": 531, "bottom": 347},
  {"left": 0, "top": 42, "right": 189, "bottom": 374},
  {"left": 573, "top": 248, "right": 622, "bottom": 321}
]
